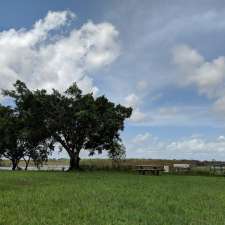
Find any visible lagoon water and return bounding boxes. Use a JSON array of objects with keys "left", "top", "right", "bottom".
[{"left": 0, "top": 165, "right": 69, "bottom": 171}]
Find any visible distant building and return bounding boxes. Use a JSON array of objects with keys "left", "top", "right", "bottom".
[
  {"left": 173, "top": 164, "right": 191, "bottom": 172},
  {"left": 163, "top": 165, "right": 170, "bottom": 172}
]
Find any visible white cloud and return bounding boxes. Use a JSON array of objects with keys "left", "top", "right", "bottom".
[
  {"left": 173, "top": 44, "right": 225, "bottom": 98},
  {"left": 124, "top": 93, "right": 139, "bottom": 108},
  {"left": 130, "top": 109, "right": 148, "bottom": 122},
  {"left": 124, "top": 93, "right": 148, "bottom": 122},
  {"left": 173, "top": 45, "right": 204, "bottom": 69},
  {"left": 126, "top": 133, "right": 225, "bottom": 160},
  {"left": 133, "top": 132, "right": 152, "bottom": 144},
  {"left": 124, "top": 95, "right": 213, "bottom": 126},
  {"left": 173, "top": 44, "right": 225, "bottom": 117},
  {"left": 131, "top": 105, "right": 216, "bottom": 127},
  {"left": 218, "top": 135, "right": 225, "bottom": 141},
  {"left": 166, "top": 138, "right": 205, "bottom": 153},
  {"left": 0, "top": 10, "right": 120, "bottom": 96}
]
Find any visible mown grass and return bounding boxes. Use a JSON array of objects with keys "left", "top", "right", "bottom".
[{"left": 0, "top": 171, "right": 225, "bottom": 225}]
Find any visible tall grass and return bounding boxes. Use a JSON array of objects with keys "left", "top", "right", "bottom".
[{"left": 1, "top": 159, "right": 224, "bottom": 176}]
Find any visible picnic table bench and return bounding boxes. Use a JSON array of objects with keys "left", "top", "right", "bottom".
[{"left": 134, "top": 165, "right": 164, "bottom": 175}]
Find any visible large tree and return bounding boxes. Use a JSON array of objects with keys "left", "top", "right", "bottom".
[
  {"left": 44, "top": 84, "right": 132, "bottom": 170},
  {"left": 4, "top": 81, "right": 132, "bottom": 170}
]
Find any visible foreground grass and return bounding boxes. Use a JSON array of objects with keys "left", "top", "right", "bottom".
[{"left": 0, "top": 171, "right": 225, "bottom": 225}]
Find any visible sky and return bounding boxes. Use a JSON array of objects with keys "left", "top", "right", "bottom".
[{"left": 1, "top": 0, "right": 225, "bottom": 160}]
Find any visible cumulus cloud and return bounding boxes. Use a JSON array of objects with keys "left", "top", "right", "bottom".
[
  {"left": 166, "top": 137, "right": 225, "bottom": 156},
  {"left": 0, "top": 10, "right": 120, "bottom": 96},
  {"left": 132, "top": 132, "right": 157, "bottom": 144},
  {"left": 127, "top": 132, "right": 225, "bottom": 160},
  {"left": 129, "top": 105, "right": 215, "bottom": 127},
  {"left": 124, "top": 93, "right": 148, "bottom": 122},
  {"left": 124, "top": 93, "right": 139, "bottom": 108},
  {"left": 173, "top": 45, "right": 225, "bottom": 98},
  {"left": 130, "top": 109, "right": 148, "bottom": 123},
  {"left": 173, "top": 44, "right": 225, "bottom": 116},
  {"left": 124, "top": 95, "right": 211, "bottom": 126}
]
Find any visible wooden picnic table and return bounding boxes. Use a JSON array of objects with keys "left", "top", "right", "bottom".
[{"left": 135, "top": 165, "right": 164, "bottom": 175}]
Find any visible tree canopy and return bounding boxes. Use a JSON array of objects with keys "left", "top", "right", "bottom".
[
  {"left": 0, "top": 105, "right": 24, "bottom": 170},
  {"left": 0, "top": 80, "right": 132, "bottom": 170}
]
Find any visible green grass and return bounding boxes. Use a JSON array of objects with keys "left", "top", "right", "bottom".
[{"left": 0, "top": 171, "right": 225, "bottom": 225}]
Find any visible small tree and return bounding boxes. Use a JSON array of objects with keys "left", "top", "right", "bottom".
[
  {"left": 108, "top": 140, "right": 126, "bottom": 169},
  {"left": 0, "top": 105, "right": 24, "bottom": 170},
  {"left": 23, "top": 141, "right": 54, "bottom": 170},
  {"left": 2, "top": 81, "right": 54, "bottom": 170}
]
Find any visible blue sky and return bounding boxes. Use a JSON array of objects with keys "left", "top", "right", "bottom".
[{"left": 1, "top": 0, "right": 225, "bottom": 160}]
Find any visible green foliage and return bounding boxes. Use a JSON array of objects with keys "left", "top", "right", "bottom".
[
  {"left": 25, "top": 82, "right": 130, "bottom": 170},
  {"left": 108, "top": 141, "right": 126, "bottom": 160},
  {"left": 0, "top": 81, "right": 53, "bottom": 170},
  {"left": 0, "top": 171, "right": 225, "bottom": 225},
  {"left": 1, "top": 80, "right": 132, "bottom": 170},
  {"left": 0, "top": 105, "right": 25, "bottom": 170},
  {"left": 44, "top": 84, "right": 132, "bottom": 170}
]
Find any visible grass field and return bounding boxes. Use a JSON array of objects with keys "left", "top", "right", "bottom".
[{"left": 0, "top": 171, "right": 225, "bottom": 225}]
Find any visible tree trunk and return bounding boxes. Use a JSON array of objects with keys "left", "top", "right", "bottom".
[
  {"left": 12, "top": 159, "right": 18, "bottom": 171},
  {"left": 24, "top": 157, "right": 30, "bottom": 171},
  {"left": 69, "top": 152, "right": 80, "bottom": 171}
]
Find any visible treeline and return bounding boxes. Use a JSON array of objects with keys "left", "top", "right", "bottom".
[{"left": 0, "top": 81, "right": 132, "bottom": 170}]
